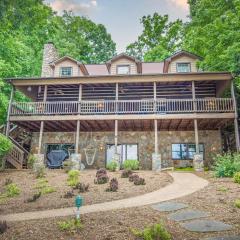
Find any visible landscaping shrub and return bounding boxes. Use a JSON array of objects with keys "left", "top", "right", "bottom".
[
  {"left": 5, "top": 183, "right": 20, "bottom": 197},
  {"left": 214, "top": 153, "right": 240, "bottom": 177},
  {"left": 121, "top": 170, "right": 132, "bottom": 178},
  {"left": 106, "top": 161, "right": 118, "bottom": 172},
  {"left": 41, "top": 186, "right": 56, "bottom": 194},
  {"left": 106, "top": 178, "right": 118, "bottom": 192},
  {"left": 0, "top": 133, "right": 13, "bottom": 170},
  {"left": 35, "top": 165, "right": 46, "bottom": 179},
  {"left": 26, "top": 192, "right": 41, "bottom": 203},
  {"left": 58, "top": 218, "right": 83, "bottom": 233},
  {"left": 74, "top": 183, "right": 89, "bottom": 193},
  {"left": 63, "top": 190, "right": 75, "bottom": 198},
  {"left": 134, "top": 177, "right": 146, "bottom": 185},
  {"left": 131, "top": 223, "right": 171, "bottom": 240},
  {"left": 123, "top": 160, "right": 139, "bottom": 170},
  {"left": 129, "top": 174, "right": 139, "bottom": 182},
  {"left": 235, "top": 199, "right": 240, "bottom": 208},
  {"left": 0, "top": 221, "right": 8, "bottom": 234},
  {"left": 94, "top": 168, "right": 109, "bottom": 184},
  {"left": 62, "top": 160, "right": 74, "bottom": 173},
  {"left": 27, "top": 154, "right": 37, "bottom": 169},
  {"left": 67, "top": 170, "right": 80, "bottom": 187},
  {"left": 233, "top": 172, "right": 240, "bottom": 184},
  {"left": 34, "top": 178, "right": 56, "bottom": 195}
]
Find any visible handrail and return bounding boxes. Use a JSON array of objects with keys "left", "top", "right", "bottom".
[{"left": 10, "top": 98, "right": 235, "bottom": 116}]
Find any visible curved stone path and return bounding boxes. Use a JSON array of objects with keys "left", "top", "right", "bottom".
[{"left": 0, "top": 172, "right": 208, "bottom": 222}]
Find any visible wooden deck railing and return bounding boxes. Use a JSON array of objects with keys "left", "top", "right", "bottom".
[{"left": 10, "top": 98, "right": 234, "bottom": 116}]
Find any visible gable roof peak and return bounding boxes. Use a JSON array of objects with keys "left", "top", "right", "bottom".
[
  {"left": 165, "top": 50, "right": 203, "bottom": 61},
  {"left": 107, "top": 53, "right": 140, "bottom": 63}
]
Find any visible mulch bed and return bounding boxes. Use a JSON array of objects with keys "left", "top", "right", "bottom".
[{"left": 0, "top": 169, "right": 172, "bottom": 214}]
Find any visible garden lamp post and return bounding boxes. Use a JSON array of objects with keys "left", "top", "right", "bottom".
[{"left": 75, "top": 195, "right": 83, "bottom": 219}]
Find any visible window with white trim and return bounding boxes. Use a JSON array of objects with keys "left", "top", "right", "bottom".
[
  {"left": 60, "top": 67, "right": 72, "bottom": 76},
  {"left": 176, "top": 63, "right": 191, "bottom": 73},
  {"left": 117, "top": 65, "right": 130, "bottom": 75}
]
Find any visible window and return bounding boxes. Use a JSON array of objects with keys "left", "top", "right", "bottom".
[
  {"left": 106, "top": 144, "right": 138, "bottom": 165},
  {"left": 172, "top": 143, "right": 204, "bottom": 160},
  {"left": 117, "top": 65, "right": 130, "bottom": 75},
  {"left": 176, "top": 63, "right": 191, "bottom": 73},
  {"left": 60, "top": 67, "right": 72, "bottom": 76}
]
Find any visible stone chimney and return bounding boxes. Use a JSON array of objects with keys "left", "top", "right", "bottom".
[{"left": 41, "top": 42, "right": 59, "bottom": 77}]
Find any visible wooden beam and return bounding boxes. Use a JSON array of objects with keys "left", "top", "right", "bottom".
[
  {"left": 114, "top": 120, "right": 118, "bottom": 153},
  {"left": 231, "top": 80, "right": 240, "bottom": 151},
  {"left": 75, "top": 120, "right": 80, "bottom": 153},
  {"left": 6, "top": 86, "right": 15, "bottom": 136},
  {"left": 154, "top": 119, "right": 158, "bottom": 154},
  {"left": 194, "top": 119, "right": 199, "bottom": 154},
  {"left": 38, "top": 121, "right": 44, "bottom": 154}
]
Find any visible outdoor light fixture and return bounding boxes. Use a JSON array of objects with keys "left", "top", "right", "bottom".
[
  {"left": 75, "top": 195, "right": 83, "bottom": 219},
  {"left": 27, "top": 86, "right": 32, "bottom": 92}
]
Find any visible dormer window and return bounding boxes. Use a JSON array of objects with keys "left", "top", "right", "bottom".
[
  {"left": 117, "top": 65, "right": 130, "bottom": 75},
  {"left": 176, "top": 63, "right": 191, "bottom": 73},
  {"left": 60, "top": 67, "right": 72, "bottom": 76}
]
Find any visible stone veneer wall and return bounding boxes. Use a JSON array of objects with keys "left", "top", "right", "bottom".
[{"left": 31, "top": 130, "right": 222, "bottom": 169}]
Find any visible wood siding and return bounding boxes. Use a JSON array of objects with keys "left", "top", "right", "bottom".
[
  {"left": 169, "top": 56, "right": 198, "bottom": 73},
  {"left": 53, "top": 59, "right": 83, "bottom": 77},
  {"left": 110, "top": 58, "right": 137, "bottom": 74}
]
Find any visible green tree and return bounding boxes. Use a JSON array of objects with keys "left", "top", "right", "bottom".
[{"left": 126, "top": 13, "right": 184, "bottom": 61}]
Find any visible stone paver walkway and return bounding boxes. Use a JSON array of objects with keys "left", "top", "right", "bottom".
[{"left": 0, "top": 172, "right": 208, "bottom": 222}]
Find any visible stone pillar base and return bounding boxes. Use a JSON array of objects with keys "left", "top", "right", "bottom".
[
  {"left": 193, "top": 154, "right": 204, "bottom": 172},
  {"left": 33, "top": 154, "right": 45, "bottom": 172},
  {"left": 152, "top": 153, "right": 161, "bottom": 171},
  {"left": 70, "top": 154, "right": 84, "bottom": 170}
]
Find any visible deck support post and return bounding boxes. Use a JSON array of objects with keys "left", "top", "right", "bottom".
[
  {"left": 194, "top": 119, "right": 199, "bottom": 154},
  {"left": 114, "top": 119, "right": 118, "bottom": 154},
  {"left": 75, "top": 84, "right": 82, "bottom": 153},
  {"left": 37, "top": 85, "right": 47, "bottom": 154},
  {"left": 6, "top": 86, "right": 15, "bottom": 137},
  {"left": 153, "top": 82, "right": 157, "bottom": 113},
  {"left": 231, "top": 80, "right": 240, "bottom": 151},
  {"left": 154, "top": 119, "right": 158, "bottom": 154}
]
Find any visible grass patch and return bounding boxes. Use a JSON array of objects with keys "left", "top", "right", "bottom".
[
  {"left": 34, "top": 178, "right": 56, "bottom": 195},
  {"left": 217, "top": 186, "right": 229, "bottom": 192},
  {"left": 235, "top": 199, "right": 240, "bottom": 208},
  {"left": 58, "top": 218, "right": 83, "bottom": 233},
  {"left": 0, "top": 183, "right": 21, "bottom": 203}
]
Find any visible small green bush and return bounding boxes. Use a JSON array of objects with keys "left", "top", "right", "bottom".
[
  {"left": 0, "top": 133, "right": 13, "bottom": 170},
  {"left": 106, "top": 161, "right": 118, "bottom": 171},
  {"left": 35, "top": 165, "right": 46, "bottom": 178},
  {"left": 234, "top": 199, "right": 240, "bottom": 208},
  {"left": 58, "top": 218, "right": 83, "bottom": 233},
  {"left": 233, "top": 172, "right": 240, "bottom": 184},
  {"left": 214, "top": 153, "right": 240, "bottom": 177},
  {"left": 123, "top": 160, "right": 139, "bottom": 170},
  {"left": 34, "top": 178, "right": 56, "bottom": 195},
  {"left": 27, "top": 154, "right": 37, "bottom": 169},
  {"left": 5, "top": 183, "right": 20, "bottom": 197},
  {"left": 41, "top": 186, "right": 56, "bottom": 194},
  {"left": 67, "top": 170, "right": 80, "bottom": 187},
  {"left": 131, "top": 223, "right": 171, "bottom": 240}
]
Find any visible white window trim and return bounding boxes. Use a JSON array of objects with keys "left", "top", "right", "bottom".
[
  {"left": 60, "top": 67, "right": 73, "bottom": 77},
  {"left": 116, "top": 65, "right": 130, "bottom": 75},
  {"left": 176, "top": 62, "right": 191, "bottom": 73}
]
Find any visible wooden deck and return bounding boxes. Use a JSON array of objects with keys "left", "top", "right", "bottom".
[{"left": 10, "top": 98, "right": 234, "bottom": 117}]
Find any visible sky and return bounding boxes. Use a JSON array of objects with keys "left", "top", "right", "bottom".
[{"left": 44, "top": 0, "right": 189, "bottom": 53}]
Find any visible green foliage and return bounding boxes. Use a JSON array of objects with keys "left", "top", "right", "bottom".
[
  {"left": 126, "top": 13, "right": 183, "bottom": 61},
  {"left": 27, "top": 154, "right": 36, "bottom": 169},
  {"left": 233, "top": 172, "right": 240, "bottom": 184},
  {"left": 67, "top": 170, "right": 80, "bottom": 187},
  {"left": 217, "top": 186, "right": 229, "bottom": 192},
  {"left": 0, "top": 133, "right": 13, "bottom": 170},
  {"left": 106, "top": 161, "right": 118, "bottom": 172},
  {"left": 58, "top": 218, "right": 83, "bottom": 233},
  {"left": 5, "top": 183, "right": 20, "bottom": 197},
  {"left": 34, "top": 178, "right": 56, "bottom": 195},
  {"left": 123, "top": 160, "right": 139, "bottom": 170},
  {"left": 35, "top": 165, "right": 46, "bottom": 179},
  {"left": 214, "top": 153, "right": 240, "bottom": 177},
  {"left": 131, "top": 223, "right": 171, "bottom": 240},
  {"left": 235, "top": 199, "right": 240, "bottom": 208}
]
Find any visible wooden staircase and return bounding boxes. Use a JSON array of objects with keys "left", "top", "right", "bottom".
[{"left": 1, "top": 124, "right": 31, "bottom": 169}]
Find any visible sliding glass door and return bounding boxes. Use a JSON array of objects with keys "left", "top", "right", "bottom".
[{"left": 106, "top": 144, "right": 138, "bottom": 166}]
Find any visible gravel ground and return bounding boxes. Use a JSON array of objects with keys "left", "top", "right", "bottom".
[
  {"left": 0, "top": 169, "right": 172, "bottom": 214},
  {"left": 1, "top": 171, "right": 239, "bottom": 240}
]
